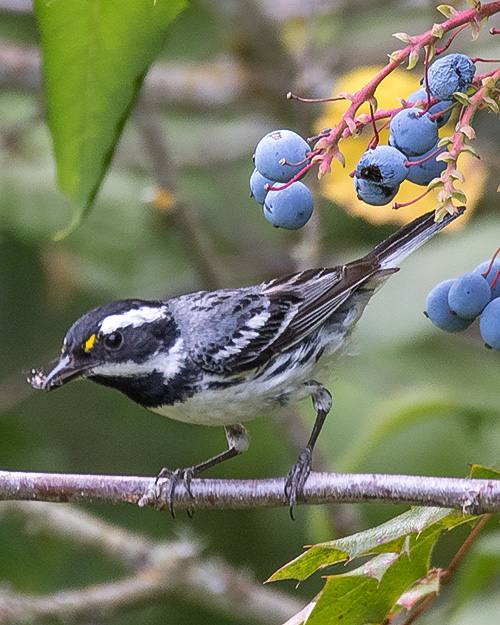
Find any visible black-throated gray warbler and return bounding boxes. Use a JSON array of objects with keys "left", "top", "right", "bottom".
[{"left": 30, "top": 208, "right": 463, "bottom": 513}]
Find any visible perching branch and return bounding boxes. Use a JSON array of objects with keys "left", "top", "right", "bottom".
[{"left": 1, "top": 470, "right": 500, "bottom": 515}]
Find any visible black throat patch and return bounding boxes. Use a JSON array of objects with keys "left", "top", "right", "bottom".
[{"left": 90, "top": 364, "right": 200, "bottom": 408}]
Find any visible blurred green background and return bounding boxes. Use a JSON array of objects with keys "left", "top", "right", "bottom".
[{"left": 1, "top": 1, "right": 500, "bottom": 623}]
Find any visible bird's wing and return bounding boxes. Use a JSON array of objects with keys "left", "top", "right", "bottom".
[
  {"left": 261, "top": 259, "right": 384, "bottom": 354},
  {"left": 183, "top": 258, "right": 383, "bottom": 374},
  {"left": 181, "top": 287, "right": 301, "bottom": 373}
]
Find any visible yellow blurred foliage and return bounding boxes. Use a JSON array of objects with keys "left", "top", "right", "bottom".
[{"left": 316, "top": 66, "right": 486, "bottom": 226}]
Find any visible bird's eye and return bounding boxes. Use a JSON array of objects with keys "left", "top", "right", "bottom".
[{"left": 104, "top": 332, "right": 123, "bottom": 350}]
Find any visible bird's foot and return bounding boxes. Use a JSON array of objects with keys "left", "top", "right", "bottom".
[
  {"left": 155, "top": 466, "right": 196, "bottom": 517},
  {"left": 284, "top": 448, "right": 312, "bottom": 520}
]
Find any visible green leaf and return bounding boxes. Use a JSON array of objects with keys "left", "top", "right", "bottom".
[
  {"left": 268, "top": 507, "right": 471, "bottom": 582},
  {"left": 453, "top": 92, "right": 472, "bottom": 106},
  {"left": 34, "top": 0, "right": 186, "bottom": 233},
  {"left": 469, "top": 464, "right": 500, "bottom": 480},
  {"left": 392, "top": 32, "right": 412, "bottom": 43},
  {"left": 397, "top": 572, "right": 440, "bottom": 609},
  {"left": 306, "top": 527, "right": 442, "bottom": 625},
  {"left": 437, "top": 5, "right": 458, "bottom": 18},
  {"left": 407, "top": 50, "right": 420, "bottom": 70}
]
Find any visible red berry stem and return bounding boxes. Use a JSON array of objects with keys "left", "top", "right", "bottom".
[
  {"left": 435, "top": 24, "right": 468, "bottom": 55},
  {"left": 287, "top": 92, "right": 346, "bottom": 103},
  {"left": 490, "top": 269, "right": 500, "bottom": 290},
  {"left": 265, "top": 161, "right": 318, "bottom": 192},
  {"left": 422, "top": 45, "right": 433, "bottom": 115},
  {"left": 471, "top": 57, "right": 500, "bottom": 63},
  {"left": 482, "top": 247, "right": 500, "bottom": 279},
  {"left": 314, "top": 1, "right": 500, "bottom": 176},
  {"left": 405, "top": 145, "right": 443, "bottom": 167},
  {"left": 367, "top": 102, "right": 380, "bottom": 149},
  {"left": 428, "top": 102, "right": 456, "bottom": 122},
  {"left": 392, "top": 188, "right": 430, "bottom": 210}
]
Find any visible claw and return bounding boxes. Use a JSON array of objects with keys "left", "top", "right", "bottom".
[
  {"left": 155, "top": 466, "right": 196, "bottom": 518},
  {"left": 284, "top": 448, "right": 312, "bottom": 519}
]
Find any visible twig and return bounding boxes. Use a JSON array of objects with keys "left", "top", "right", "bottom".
[
  {"left": 0, "top": 502, "right": 300, "bottom": 624},
  {"left": 1, "top": 470, "right": 500, "bottom": 514},
  {"left": 134, "top": 100, "right": 226, "bottom": 290},
  {"left": 315, "top": 1, "right": 500, "bottom": 174},
  {"left": 400, "top": 514, "right": 492, "bottom": 624}
]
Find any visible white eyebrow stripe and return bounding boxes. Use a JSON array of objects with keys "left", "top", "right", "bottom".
[{"left": 99, "top": 306, "right": 167, "bottom": 334}]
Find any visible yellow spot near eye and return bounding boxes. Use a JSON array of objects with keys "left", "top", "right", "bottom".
[{"left": 83, "top": 334, "right": 97, "bottom": 353}]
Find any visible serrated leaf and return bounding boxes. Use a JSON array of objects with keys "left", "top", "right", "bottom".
[
  {"left": 268, "top": 507, "right": 461, "bottom": 582},
  {"left": 393, "top": 32, "right": 412, "bottom": 43},
  {"left": 453, "top": 92, "right": 473, "bottom": 106},
  {"left": 397, "top": 572, "right": 440, "bottom": 609},
  {"left": 34, "top": 0, "right": 186, "bottom": 233},
  {"left": 469, "top": 464, "right": 500, "bottom": 480},
  {"left": 306, "top": 527, "right": 443, "bottom": 625},
  {"left": 437, "top": 4, "right": 458, "bottom": 18}
]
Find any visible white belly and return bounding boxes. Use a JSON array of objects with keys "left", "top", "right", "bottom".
[{"left": 150, "top": 326, "right": 348, "bottom": 427}]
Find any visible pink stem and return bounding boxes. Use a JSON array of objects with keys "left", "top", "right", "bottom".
[
  {"left": 393, "top": 188, "right": 430, "bottom": 210},
  {"left": 482, "top": 247, "right": 500, "bottom": 278},
  {"left": 265, "top": 161, "right": 318, "bottom": 191},
  {"left": 287, "top": 92, "right": 346, "bottom": 103},
  {"left": 435, "top": 24, "right": 468, "bottom": 54},
  {"left": 317, "top": 1, "right": 500, "bottom": 171},
  {"left": 405, "top": 146, "right": 443, "bottom": 166}
]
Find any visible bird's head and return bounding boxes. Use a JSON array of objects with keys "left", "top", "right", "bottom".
[{"left": 34, "top": 300, "right": 182, "bottom": 400}]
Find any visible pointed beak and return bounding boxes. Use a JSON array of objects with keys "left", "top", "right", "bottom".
[{"left": 42, "top": 355, "right": 92, "bottom": 390}]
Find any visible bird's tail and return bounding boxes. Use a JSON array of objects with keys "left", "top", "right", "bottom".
[{"left": 369, "top": 207, "right": 465, "bottom": 272}]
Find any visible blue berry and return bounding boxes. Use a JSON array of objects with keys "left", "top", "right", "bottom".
[
  {"left": 425, "top": 279, "right": 474, "bottom": 332},
  {"left": 354, "top": 177, "right": 399, "bottom": 206},
  {"left": 480, "top": 298, "right": 500, "bottom": 349},
  {"left": 426, "top": 53, "right": 475, "bottom": 101},
  {"left": 473, "top": 260, "right": 500, "bottom": 300},
  {"left": 249, "top": 169, "right": 275, "bottom": 204},
  {"left": 389, "top": 108, "right": 438, "bottom": 157},
  {"left": 356, "top": 145, "right": 409, "bottom": 186},
  {"left": 406, "top": 143, "right": 446, "bottom": 186},
  {"left": 254, "top": 130, "right": 310, "bottom": 183},
  {"left": 263, "top": 181, "right": 314, "bottom": 229},
  {"left": 406, "top": 87, "right": 452, "bottom": 128},
  {"left": 448, "top": 272, "right": 491, "bottom": 318}
]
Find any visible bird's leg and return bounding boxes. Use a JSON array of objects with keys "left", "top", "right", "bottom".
[
  {"left": 285, "top": 383, "right": 332, "bottom": 519},
  {"left": 156, "top": 423, "right": 249, "bottom": 516}
]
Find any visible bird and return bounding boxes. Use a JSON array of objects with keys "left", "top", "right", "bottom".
[{"left": 30, "top": 208, "right": 463, "bottom": 515}]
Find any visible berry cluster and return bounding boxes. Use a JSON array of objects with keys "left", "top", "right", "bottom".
[
  {"left": 425, "top": 257, "right": 500, "bottom": 348},
  {"left": 354, "top": 53, "right": 475, "bottom": 206},
  {"left": 250, "top": 130, "right": 314, "bottom": 229}
]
